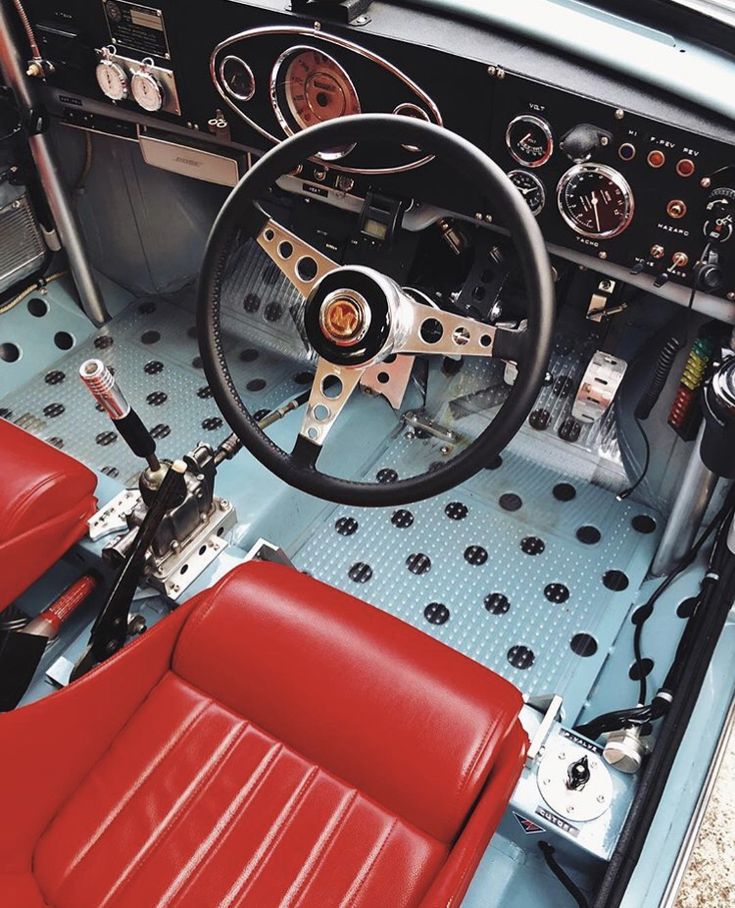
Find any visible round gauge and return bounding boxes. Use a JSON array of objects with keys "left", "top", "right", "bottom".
[
  {"left": 505, "top": 115, "right": 553, "bottom": 168},
  {"left": 96, "top": 59, "right": 128, "bottom": 102},
  {"left": 271, "top": 47, "right": 361, "bottom": 160},
  {"left": 508, "top": 170, "right": 546, "bottom": 216},
  {"left": 557, "top": 163, "right": 635, "bottom": 239},
  {"left": 131, "top": 69, "right": 164, "bottom": 112},
  {"left": 219, "top": 56, "right": 255, "bottom": 102}
]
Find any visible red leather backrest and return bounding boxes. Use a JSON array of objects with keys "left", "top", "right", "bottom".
[{"left": 173, "top": 562, "right": 525, "bottom": 844}]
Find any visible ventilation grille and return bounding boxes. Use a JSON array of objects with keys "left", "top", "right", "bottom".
[{"left": 0, "top": 192, "right": 45, "bottom": 295}]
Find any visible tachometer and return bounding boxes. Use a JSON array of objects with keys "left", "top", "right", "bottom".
[
  {"left": 271, "top": 47, "right": 361, "bottom": 160},
  {"left": 557, "top": 163, "right": 634, "bottom": 239}
]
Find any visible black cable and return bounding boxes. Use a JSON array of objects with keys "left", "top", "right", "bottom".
[
  {"left": 617, "top": 416, "right": 649, "bottom": 502},
  {"left": 619, "top": 244, "right": 712, "bottom": 501},
  {"left": 538, "top": 842, "right": 590, "bottom": 908},
  {"left": 576, "top": 484, "right": 735, "bottom": 739}
]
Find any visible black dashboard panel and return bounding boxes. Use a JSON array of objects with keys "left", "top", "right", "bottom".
[{"left": 21, "top": 0, "right": 735, "bottom": 304}]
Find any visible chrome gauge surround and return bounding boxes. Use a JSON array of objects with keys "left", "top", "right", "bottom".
[
  {"left": 557, "top": 162, "right": 635, "bottom": 240},
  {"left": 505, "top": 114, "right": 554, "bottom": 168},
  {"left": 270, "top": 46, "right": 361, "bottom": 161},
  {"left": 219, "top": 55, "right": 256, "bottom": 102},
  {"left": 95, "top": 58, "right": 128, "bottom": 101},
  {"left": 130, "top": 66, "right": 164, "bottom": 112},
  {"left": 393, "top": 102, "right": 431, "bottom": 152},
  {"left": 507, "top": 169, "right": 546, "bottom": 216},
  {"left": 209, "top": 26, "right": 443, "bottom": 175}
]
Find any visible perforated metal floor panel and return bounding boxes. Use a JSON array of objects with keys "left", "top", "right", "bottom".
[
  {"left": 293, "top": 437, "right": 661, "bottom": 722},
  {"left": 0, "top": 294, "right": 314, "bottom": 487}
]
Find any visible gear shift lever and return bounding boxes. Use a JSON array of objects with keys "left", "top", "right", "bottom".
[{"left": 79, "top": 358, "right": 160, "bottom": 473}]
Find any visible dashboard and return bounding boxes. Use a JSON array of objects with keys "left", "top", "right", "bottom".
[{"left": 22, "top": 0, "right": 735, "bottom": 311}]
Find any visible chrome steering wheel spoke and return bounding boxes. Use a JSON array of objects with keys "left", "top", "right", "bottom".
[
  {"left": 395, "top": 291, "right": 526, "bottom": 363},
  {"left": 294, "top": 357, "right": 366, "bottom": 462},
  {"left": 256, "top": 217, "right": 338, "bottom": 297}
]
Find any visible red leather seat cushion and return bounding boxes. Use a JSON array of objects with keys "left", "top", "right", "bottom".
[
  {"left": 0, "top": 420, "right": 97, "bottom": 608},
  {"left": 35, "top": 672, "right": 447, "bottom": 908},
  {"left": 0, "top": 562, "right": 527, "bottom": 907}
]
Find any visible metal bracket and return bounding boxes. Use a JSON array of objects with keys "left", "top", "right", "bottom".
[
  {"left": 526, "top": 693, "right": 564, "bottom": 762},
  {"left": 287, "top": 0, "right": 373, "bottom": 26},
  {"left": 587, "top": 278, "right": 626, "bottom": 322},
  {"left": 148, "top": 498, "right": 237, "bottom": 599},
  {"left": 242, "top": 537, "right": 296, "bottom": 568},
  {"left": 403, "top": 410, "right": 460, "bottom": 446},
  {"left": 88, "top": 488, "right": 140, "bottom": 542}
]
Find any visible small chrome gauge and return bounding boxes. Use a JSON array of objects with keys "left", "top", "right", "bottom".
[
  {"left": 505, "top": 114, "right": 553, "bottom": 168},
  {"left": 557, "top": 162, "right": 635, "bottom": 239},
  {"left": 271, "top": 47, "right": 360, "bottom": 160},
  {"left": 131, "top": 61, "right": 164, "bottom": 112},
  {"left": 95, "top": 57, "right": 128, "bottom": 102},
  {"left": 219, "top": 55, "right": 255, "bottom": 102},
  {"left": 508, "top": 170, "right": 546, "bottom": 216}
]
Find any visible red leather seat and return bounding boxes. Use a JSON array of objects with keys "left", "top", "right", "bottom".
[
  {"left": 0, "top": 562, "right": 527, "bottom": 907},
  {"left": 0, "top": 420, "right": 97, "bottom": 610}
]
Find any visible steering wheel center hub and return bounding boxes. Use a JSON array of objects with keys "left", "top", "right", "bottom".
[
  {"left": 319, "top": 289, "right": 371, "bottom": 347},
  {"left": 305, "top": 265, "right": 394, "bottom": 365}
]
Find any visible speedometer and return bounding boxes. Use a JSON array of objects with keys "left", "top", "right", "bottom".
[
  {"left": 271, "top": 47, "right": 361, "bottom": 160},
  {"left": 557, "top": 163, "right": 634, "bottom": 239}
]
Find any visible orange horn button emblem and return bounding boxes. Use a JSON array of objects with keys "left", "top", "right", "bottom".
[{"left": 320, "top": 297, "right": 364, "bottom": 346}]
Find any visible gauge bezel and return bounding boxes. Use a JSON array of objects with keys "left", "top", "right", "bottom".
[
  {"left": 556, "top": 162, "right": 635, "bottom": 240},
  {"left": 507, "top": 169, "right": 546, "bottom": 216},
  {"left": 219, "top": 55, "right": 255, "bottom": 102},
  {"left": 505, "top": 114, "right": 554, "bottom": 168},
  {"left": 270, "top": 45, "right": 361, "bottom": 161},
  {"left": 95, "top": 58, "right": 128, "bottom": 102},
  {"left": 393, "top": 102, "right": 431, "bottom": 153},
  {"left": 131, "top": 69, "right": 164, "bottom": 112}
]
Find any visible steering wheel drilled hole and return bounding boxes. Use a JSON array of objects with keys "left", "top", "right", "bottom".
[
  {"left": 419, "top": 318, "right": 443, "bottom": 344},
  {"left": 296, "top": 256, "right": 318, "bottom": 282},
  {"left": 263, "top": 228, "right": 275, "bottom": 242},
  {"left": 313, "top": 403, "right": 330, "bottom": 422},
  {"left": 452, "top": 326, "right": 470, "bottom": 347},
  {"left": 322, "top": 376, "right": 343, "bottom": 399},
  {"left": 278, "top": 241, "right": 293, "bottom": 259}
]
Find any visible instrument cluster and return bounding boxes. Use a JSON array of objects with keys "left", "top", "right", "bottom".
[
  {"left": 490, "top": 75, "right": 735, "bottom": 298},
  {"left": 210, "top": 26, "right": 443, "bottom": 175}
]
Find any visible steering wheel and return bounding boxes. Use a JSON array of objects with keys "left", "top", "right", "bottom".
[{"left": 198, "top": 114, "right": 554, "bottom": 506}]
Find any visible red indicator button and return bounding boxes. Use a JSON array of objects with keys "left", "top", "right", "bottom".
[
  {"left": 676, "top": 158, "right": 695, "bottom": 177},
  {"left": 647, "top": 149, "right": 666, "bottom": 168}
]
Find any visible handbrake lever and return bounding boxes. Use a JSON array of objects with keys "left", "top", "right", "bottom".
[{"left": 70, "top": 460, "right": 188, "bottom": 681}]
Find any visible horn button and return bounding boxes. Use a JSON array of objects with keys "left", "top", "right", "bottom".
[{"left": 305, "top": 267, "right": 393, "bottom": 365}]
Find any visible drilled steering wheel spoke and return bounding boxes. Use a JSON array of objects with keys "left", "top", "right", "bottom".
[
  {"left": 256, "top": 218, "right": 338, "bottom": 298},
  {"left": 294, "top": 357, "right": 366, "bottom": 460},
  {"left": 395, "top": 295, "right": 523, "bottom": 360}
]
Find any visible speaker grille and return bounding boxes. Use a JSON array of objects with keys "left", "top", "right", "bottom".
[{"left": 0, "top": 191, "right": 45, "bottom": 295}]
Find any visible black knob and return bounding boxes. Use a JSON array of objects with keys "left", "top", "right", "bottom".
[
  {"left": 566, "top": 755, "right": 591, "bottom": 790},
  {"left": 697, "top": 262, "right": 724, "bottom": 292},
  {"left": 704, "top": 188, "right": 735, "bottom": 244},
  {"left": 560, "top": 124, "right": 613, "bottom": 163}
]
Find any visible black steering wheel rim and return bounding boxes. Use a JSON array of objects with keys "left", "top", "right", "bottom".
[{"left": 198, "top": 113, "right": 555, "bottom": 506}]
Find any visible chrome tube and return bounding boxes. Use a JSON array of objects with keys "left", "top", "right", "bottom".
[
  {"left": 0, "top": 3, "right": 109, "bottom": 325},
  {"left": 651, "top": 423, "right": 719, "bottom": 576}
]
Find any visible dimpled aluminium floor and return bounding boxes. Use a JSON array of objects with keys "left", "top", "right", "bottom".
[{"left": 293, "top": 435, "right": 661, "bottom": 723}]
